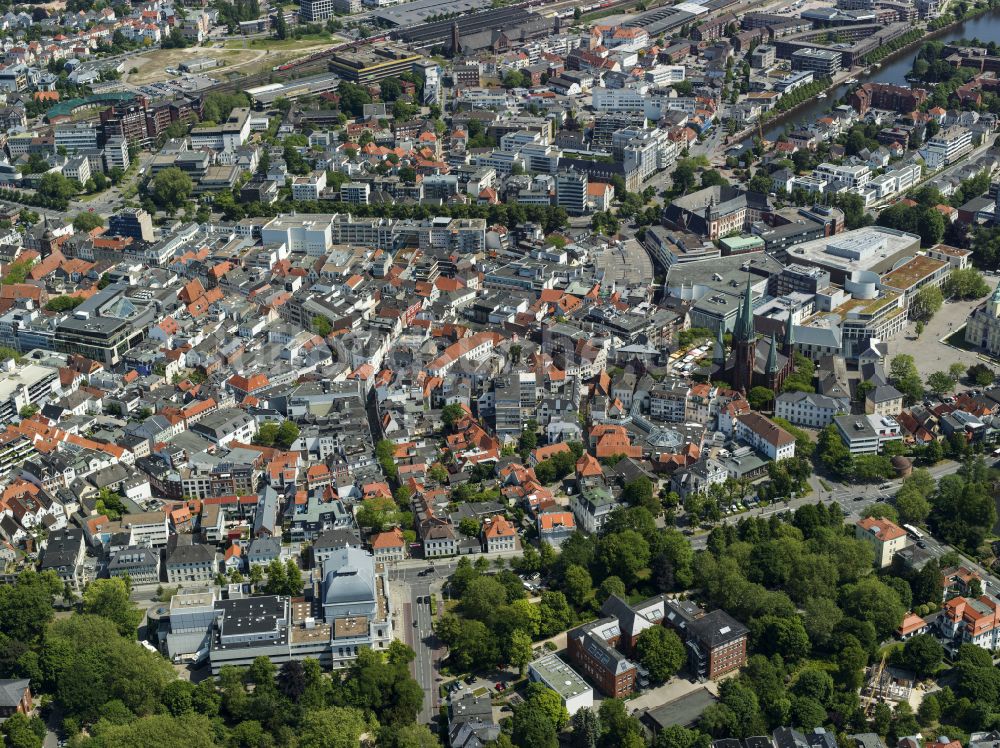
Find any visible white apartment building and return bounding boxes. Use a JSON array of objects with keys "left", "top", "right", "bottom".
[
  {"left": 815, "top": 162, "right": 871, "bottom": 189},
  {"left": 340, "top": 181, "right": 370, "bottom": 205},
  {"left": 63, "top": 155, "right": 90, "bottom": 185},
  {"left": 54, "top": 123, "right": 99, "bottom": 153},
  {"left": 189, "top": 107, "right": 252, "bottom": 152},
  {"left": 921, "top": 126, "right": 974, "bottom": 169},
  {"left": 855, "top": 517, "right": 909, "bottom": 568},
  {"left": 645, "top": 65, "right": 686, "bottom": 86},
  {"left": 734, "top": 412, "right": 796, "bottom": 460},
  {"left": 291, "top": 170, "right": 327, "bottom": 201},
  {"left": 774, "top": 390, "right": 850, "bottom": 428},
  {"left": 122, "top": 511, "right": 169, "bottom": 547}
]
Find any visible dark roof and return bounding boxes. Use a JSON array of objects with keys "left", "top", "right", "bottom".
[
  {"left": 640, "top": 687, "right": 718, "bottom": 730},
  {"left": 686, "top": 609, "right": 748, "bottom": 648},
  {"left": 0, "top": 679, "right": 30, "bottom": 709},
  {"left": 167, "top": 543, "right": 215, "bottom": 565}
]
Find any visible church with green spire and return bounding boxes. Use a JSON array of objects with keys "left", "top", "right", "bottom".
[{"left": 711, "top": 275, "right": 794, "bottom": 394}]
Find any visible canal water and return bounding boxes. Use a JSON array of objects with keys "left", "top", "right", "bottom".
[{"left": 757, "top": 9, "right": 1000, "bottom": 142}]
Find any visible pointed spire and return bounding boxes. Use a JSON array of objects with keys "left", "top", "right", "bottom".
[
  {"left": 783, "top": 309, "right": 795, "bottom": 352},
  {"left": 766, "top": 331, "right": 779, "bottom": 374},
  {"left": 714, "top": 324, "right": 725, "bottom": 364},
  {"left": 735, "top": 273, "right": 755, "bottom": 342}
]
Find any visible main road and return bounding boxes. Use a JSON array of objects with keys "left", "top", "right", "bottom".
[{"left": 690, "top": 459, "right": 967, "bottom": 549}]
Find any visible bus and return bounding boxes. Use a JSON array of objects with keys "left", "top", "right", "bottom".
[{"left": 902, "top": 524, "right": 924, "bottom": 540}]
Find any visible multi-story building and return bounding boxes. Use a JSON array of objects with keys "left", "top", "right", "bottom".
[
  {"left": 482, "top": 515, "right": 518, "bottom": 553},
  {"left": 0, "top": 361, "right": 58, "bottom": 425},
  {"left": 965, "top": 282, "right": 1000, "bottom": 355},
  {"left": 570, "top": 480, "right": 619, "bottom": 533},
  {"left": 855, "top": 516, "right": 909, "bottom": 568},
  {"left": 189, "top": 108, "right": 251, "bottom": 152},
  {"left": 122, "top": 510, "right": 169, "bottom": 547},
  {"left": 774, "top": 391, "right": 850, "bottom": 428},
  {"left": 528, "top": 655, "right": 594, "bottom": 716},
  {"left": 921, "top": 126, "right": 974, "bottom": 170},
  {"left": 292, "top": 170, "right": 327, "bottom": 201},
  {"left": 815, "top": 162, "right": 871, "bottom": 189},
  {"left": 108, "top": 546, "right": 160, "bottom": 584},
  {"left": 940, "top": 595, "right": 1000, "bottom": 649},
  {"left": 166, "top": 543, "right": 217, "bottom": 584},
  {"left": 208, "top": 547, "right": 392, "bottom": 673},
  {"left": 791, "top": 48, "right": 842, "bottom": 77},
  {"left": 833, "top": 413, "right": 903, "bottom": 454},
  {"left": 734, "top": 412, "right": 796, "bottom": 460},
  {"left": 340, "top": 182, "right": 370, "bottom": 205},
  {"left": 63, "top": 156, "right": 90, "bottom": 185},
  {"left": 54, "top": 123, "right": 100, "bottom": 153},
  {"left": 567, "top": 617, "right": 638, "bottom": 698},
  {"left": 555, "top": 169, "right": 588, "bottom": 215},
  {"left": 686, "top": 610, "right": 749, "bottom": 679}
]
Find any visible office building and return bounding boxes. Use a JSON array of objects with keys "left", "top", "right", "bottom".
[
  {"left": 555, "top": 169, "right": 588, "bottom": 215},
  {"left": 108, "top": 208, "right": 155, "bottom": 243},
  {"left": 791, "top": 48, "right": 842, "bottom": 77},
  {"left": 528, "top": 655, "right": 594, "bottom": 715},
  {"left": 0, "top": 361, "right": 58, "bottom": 425},
  {"left": 328, "top": 45, "right": 422, "bottom": 84}
]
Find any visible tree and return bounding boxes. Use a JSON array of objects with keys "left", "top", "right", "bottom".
[
  {"left": 571, "top": 708, "right": 602, "bottom": 748},
  {"left": 635, "top": 626, "right": 685, "bottom": 683},
  {"left": 889, "top": 354, "right": 924, "bottom": 404},
  {"left": 562, "top": 564, "right": 593, "bottom": 610},
  {"left": 909, "top": 285, "right": 943, "bottom": 322},
  {"left": 841, "top": 576, "right": 906, "bottom": 640},
  {"left": 508, "top": 629, "right": 533, "bottom": 675},
  {"left": 458, "top": 517, "right": 480, "bottom": 537},
  {"left": 748, "top": 386, "right": 774, "bottom": 410},
  {"left": 943, "top": 267, "right": 990, "bottom": 299},
  {"left": 512, "top": 703, "right": 558, "bottom": 748},
  {"left": 73, "top": 212, "right": 105, "bottom": 231},
  {"left": 525, "top": 682, "right": 569, "bottom": 730},
  {"left": 927, "top": 370, "right": 956, "bottom": 396},
  {"left": 81, "top": 578, "right": 143, "bottom": 637},
  {"left": 37, "top": 172, "right": 77, "bottom": 201},
  {"left": 968, "top": 362, "right": 995, "bottom": 387},
  {"left": 151, "top": 167, "right": 193, "bottom": 212},
  {"left": 299, "top": 707, "right": 375, "bottom": 748},
  {"left": 622, "top": 476, "right": 656, "bottom": 513},
  {"left": 2, "top": 713, "right": 44, "bottom": 748},
  {"left": 441, "top": 403, "right": 465, "bottom": 428},
  {"left": 901, "top": 634, "right": 943, "bottom": 677}
]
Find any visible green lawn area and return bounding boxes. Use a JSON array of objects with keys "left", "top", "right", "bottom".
[
  {"left": 223, "top": 35, "right": 332, "bottom": 51},
  {"left": 943, "top": 326, "right": 977, "bottom": 349}
]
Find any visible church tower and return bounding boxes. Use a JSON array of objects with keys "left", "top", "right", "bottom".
[
  {"left": 783, "top": 309, "right": 795, "bottom": 357},
  {"left": 732, "top": 274, "right": 756, "bottom": 394},
  {"left": 766, "top": 332, "right": 779, "bottom": 391}
]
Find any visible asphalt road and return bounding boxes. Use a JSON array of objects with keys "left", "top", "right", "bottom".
[
  {"left": 690, "top": 459, "right": 966, "bottom": 549},
  {"left": 391, "top": 560, "right": 460, "bottom": 724}
]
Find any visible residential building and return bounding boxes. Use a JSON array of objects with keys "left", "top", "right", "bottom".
[
  {"left": 166, "top": 543, "right": 217, "bottom": 584},
  {"left": 940, "top": 595, "right": 1000, "bottom": 649},
  {"left": 855, "top": 516, "right": 909, "bottom": 568},
  {"left": 734, "top": 412, "right": 796, "bottom": 460},
  {"left": 108, "top": 208, "right": 154, "bottom": 243},
  {"left": 774, "top": 391, "right": 849, "bottom": 428},
  {"left": 108, "top": 546, "right": 160, "bottom": 584},
  {"left": 482, "top": 515, "right": 518, "bottom": 553},
  {"left": 921, "top": 126, "right": 974, "bottom": 170}
]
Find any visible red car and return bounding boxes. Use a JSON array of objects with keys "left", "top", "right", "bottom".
[{"left": 495, "top": 682, "right": 506, "bottom": 692}]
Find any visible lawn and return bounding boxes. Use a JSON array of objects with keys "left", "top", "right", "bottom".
[{"left": 223, "top": 35, "right": 333, "bottom": 51}]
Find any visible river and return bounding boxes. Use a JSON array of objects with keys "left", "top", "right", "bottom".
[{"left": 756, "top": 8, "right": 1000, "bottom": 142}]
